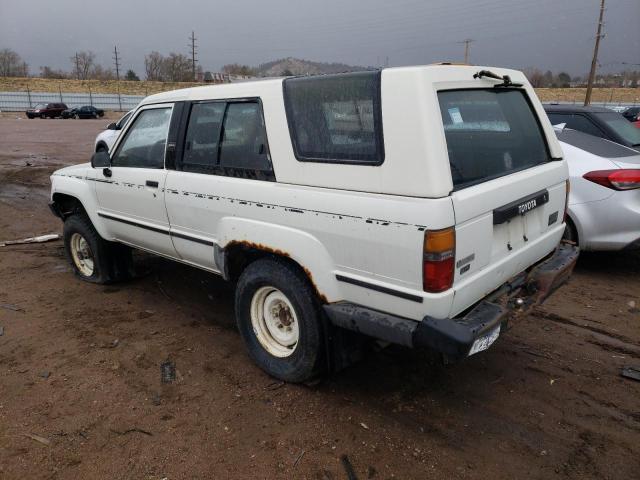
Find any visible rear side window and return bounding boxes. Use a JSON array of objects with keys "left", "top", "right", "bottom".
[
  {"left": 547, "top": 113, "right": 605, "bottom": 138},
  {"left": 438, "top": 89, "right": 550, "bottom": 189},
  {"left": 181, "top": 100, "right": 274, "bottom": 181},
  {"left": 283, "top": 71, "right": 384, "bottom": 165}
]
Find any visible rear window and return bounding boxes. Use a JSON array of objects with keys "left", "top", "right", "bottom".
[
  {"left": 283, "top": 71, "right": 384, "bottom": 165},
  {"left": 438, "top": 89, "right": 550, "bottom": 189},
  {"left": 595, "top": 112, "right": 640, "bottom": 147}
]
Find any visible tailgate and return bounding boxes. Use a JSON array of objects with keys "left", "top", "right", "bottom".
[
  {"left": 437, "top": 87, "right": 568, "bottom": 316},
  {"left": 451, "top": 164, "right": 568, "bottom": 316}
]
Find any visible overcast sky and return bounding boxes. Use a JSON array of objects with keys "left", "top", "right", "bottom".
[{"left": 1, "top": 0, "right": 638, "bottom": 77}]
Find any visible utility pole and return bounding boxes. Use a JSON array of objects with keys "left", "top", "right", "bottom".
[
  {"left": 113, "top": 46, "right": 122, "bottom": 111},
  {"left": 189, "top": 31, "right": 198, "bottom": 81},
  {"left": 113, "top": 45, "right": 121, "bottom": 81},
  {"left": 74, "top": 53, "right": 80, "bottom": 80},
  {"left": 461, "top": 39, "right": 474, "bottom": 64},
  {"left": 585, "top": 0, "right": 605, "bottom": 106}
]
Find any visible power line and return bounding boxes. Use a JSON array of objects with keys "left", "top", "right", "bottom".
[
  {"left": 189, "top": 31, "right": 198, "bottom": 81},
  {"left": 585, "top": 0, "right": 606, "bottom": 106}
]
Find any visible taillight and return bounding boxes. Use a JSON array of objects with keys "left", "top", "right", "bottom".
[
  {"left": 423, "top": 227, "right": 455, "bottom": 293},
  {"left": 583, "top": 169, "right": 640, "bottom": 191},
  {"left": 564, "top": 179, "right": 570, "bottom": 222}
]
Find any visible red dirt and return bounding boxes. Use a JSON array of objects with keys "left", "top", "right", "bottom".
[{"left": 0, "top": 117, "right": 639, "bottom": 479}]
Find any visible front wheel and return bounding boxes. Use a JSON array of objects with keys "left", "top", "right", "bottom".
[
  {"left": 63, "top": 213, "right": 133, "bottom": 284},
  {"left": 235, "top": 257, "right": 325, "bottom": 383}
]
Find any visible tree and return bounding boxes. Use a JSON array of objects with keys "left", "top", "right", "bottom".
[
  {"left": 0, "top": 48, "right": 28, "bottom": 77},
  {"left": 125, "top": 69, "right": 140, "bottom": 81},
  {"left": 556, "top": 72, "right": 571, "bottom": 88},
  {"left": 162, "top": 53, "right": 192, "bottom": 82},
  {"left": 90, "top": 64, "right": 115, "bottom": 80},
  {"left": 144, "top": 51, "right": 165, "bottom": 81},
  {"left": 40, "top": 66, "right": 68, "bottom": 79},
  {"left": 70, "top": 51, "right": 95, "bottom": 80},
  {"left": 281, "top": 69, "right": 294, "bottom": 76},
  {"left": 543, "top": 70, "right": 555, "bottom": 88},
  {"left": 222, "top": 63, "right": 255, "bottom": 76},
  {"left": 524, "top": 68, "right": 545, "bottom": 88}
]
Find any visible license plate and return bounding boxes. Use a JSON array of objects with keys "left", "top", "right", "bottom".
[{"left": 468, "top": 325, "right": 501, "bottom": 356}]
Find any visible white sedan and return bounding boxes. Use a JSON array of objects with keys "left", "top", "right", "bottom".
[
  {"left": 556, "top": 126, "right": 640, "bottom": 250},
  {"left": 94, "top": 110, "right": 133, "bottom": 153}
]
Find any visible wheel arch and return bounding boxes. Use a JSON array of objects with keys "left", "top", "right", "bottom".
[
  {"left": 217, "top": 218, "right": 340, "bottom": 303},
  {"left": 50, "top": 178, "right": 110, "bottom": 239}
]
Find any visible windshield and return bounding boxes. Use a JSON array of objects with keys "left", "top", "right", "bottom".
[
  {"left": 438, "top": 89, "right": 550, "bottom": 189},
  {"left": 596, "top": 112, "right": 640, "bottom": 146},
  {"left": 33, "top": 103, "right": 46, "bottom": 109}
]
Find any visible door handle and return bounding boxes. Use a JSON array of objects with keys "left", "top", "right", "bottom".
[{"left": 146, "top": 180, "right": 159, "bottom": 188}]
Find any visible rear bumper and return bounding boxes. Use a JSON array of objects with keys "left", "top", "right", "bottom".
[{"left": 324, "top": 243, "right": 579, "bottom": 360}]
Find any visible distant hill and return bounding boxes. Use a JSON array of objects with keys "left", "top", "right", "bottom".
[{"left": 255, "top": 57, "right": 370, "bottom": 77}]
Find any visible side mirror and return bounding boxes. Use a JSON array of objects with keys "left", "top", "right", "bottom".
[
  {"left": 106, "top": 122, "right": 117, "bottom": 130},
  {"left": 91, "top": 150, "right": 110, "bottom": 168}
]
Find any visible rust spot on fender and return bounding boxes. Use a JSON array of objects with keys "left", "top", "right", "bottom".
[{"left": 226, "top": 240, "right": 328, "bottom": 304}]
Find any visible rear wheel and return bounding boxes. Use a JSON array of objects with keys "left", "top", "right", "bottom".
[
  {"left": 235, "top": 257, "right": 325, "bottom": 383},
  {"left": 63, "top": 213, "right": 133, "bottom": 284},
  {"left": 40, "top": 113, "right": 45, "bottom": 119}
]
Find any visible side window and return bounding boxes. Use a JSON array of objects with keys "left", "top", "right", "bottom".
[
  {"left": 219, "top": 103, "right": 271, "bottom": 172},
  {"left": 182, "top": 102, "right": 225, "bottom": 172},
  {"left": 283, "top": 71, "right": 384, "bottom": 164},
  {"left": 111, "top": 107, "right": 172, "bottom": 169},
  {"left": 181, "top": 100, "right": 274, "bottom": 180}
]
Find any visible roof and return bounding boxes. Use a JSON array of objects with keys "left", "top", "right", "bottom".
[
  {"left": 543, "top": 104, "right": 613, "bottom": 113},
  {"left": 556, "top": 128, "right": 639, "bottom": 158}
]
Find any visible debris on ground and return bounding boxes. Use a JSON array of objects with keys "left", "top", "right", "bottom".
[
  {"left": 0, "top": 326, "right": 4, "bottom": 336},
  {"left": 293, "top": 449, "right": 305, "bottom": 467},
  {"left": 39, "top": 371, "right": 50, "bottom": 379},
  {"left": 0, "top": 303, "right": 23, "bottom": 312},
  {"left": 109, "top": 428, "right": 153, "bottom": 436},
  {"left": 23, "top": 433, "right": 51, "bottom": 446},
  {"left": 161, "top": 360, "right": 176, "bottom": 384},
  {"left": 0, "top": 233, "right": 60, "bottom": 247},
  {"left": 340, "top": 454, "right": 358, "bottom": 480},
  {"left": 621, "top": 366, "right": 640, "bottom": 382}
]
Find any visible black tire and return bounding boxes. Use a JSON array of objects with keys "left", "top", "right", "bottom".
[
  {"left": 235, "top": 257, "right": 325, "bottom": 383},
  {"left": 563, "top": 217, "right": 579, "bottom": 246},
  {"left": 63, "top": 213, "right": 133, "bottom": 284}
]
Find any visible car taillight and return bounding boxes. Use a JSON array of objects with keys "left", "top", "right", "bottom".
[
  {"left": 583, "top": 169, "right": 640, "bottom": 191},
  {"left": 423, "top": 227, "right": 455, "bottom": 293},
  {"left": 564, "top": 179, "right": 570, "bottom": 222}
]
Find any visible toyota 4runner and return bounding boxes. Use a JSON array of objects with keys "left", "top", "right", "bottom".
[{"left": 49, "top": 65, "right": 579, "bottom": 382}]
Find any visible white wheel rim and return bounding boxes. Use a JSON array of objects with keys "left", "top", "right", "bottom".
[
  {"left": 250, "top": 286, "right": 299, "bottom": 358},
  {"left": 70, "top": 233, "right": 94, "bottom": 276}
]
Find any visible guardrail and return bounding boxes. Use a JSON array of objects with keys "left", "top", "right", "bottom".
[{"left": 0, "top": 91, "right": 144, "bottom": 112}]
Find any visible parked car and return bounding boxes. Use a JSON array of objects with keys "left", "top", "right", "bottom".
[
  {"left": 63, "top": 105, "right": 105, "bottom": 119},
  {"left": 556, "top": 126, "right": 640, "bottom": 250},
  {"left": 94, "top": 110, "right": 133, "bottom": 152},
  {"left": 49, "top": 66, "right": 578, "bottom": 382},
  {"left": 61, "top": 107, "right": 79, "bottom": 119},
  {"left": 622, "top": 106, "right": 640, "bottom": 122},
  {"left": 544, "top": 104, "right": 640, "bottom": 152},
  {"left": 25, "top": 102, "right": 67, "bottom": 119}
]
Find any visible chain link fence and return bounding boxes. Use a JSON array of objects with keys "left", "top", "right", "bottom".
[{"left": 0, "top": 90, "right": 144, "bottom": 112}]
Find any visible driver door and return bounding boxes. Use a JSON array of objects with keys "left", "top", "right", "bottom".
[{"left": 95, "top": 104, "right": 177, "bottom": 257}]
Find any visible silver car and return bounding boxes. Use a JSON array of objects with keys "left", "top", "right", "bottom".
[{"left": 556, "top": 127, "right": 640, "bottom": 251}]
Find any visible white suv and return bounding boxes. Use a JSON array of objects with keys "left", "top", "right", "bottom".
[{"left": 49, "top": 65, "right": 578, "bottom": 382}]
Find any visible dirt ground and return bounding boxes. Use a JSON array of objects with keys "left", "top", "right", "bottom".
[{"left": 0, "top": 117, "right": 639, "bottom": 480}]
